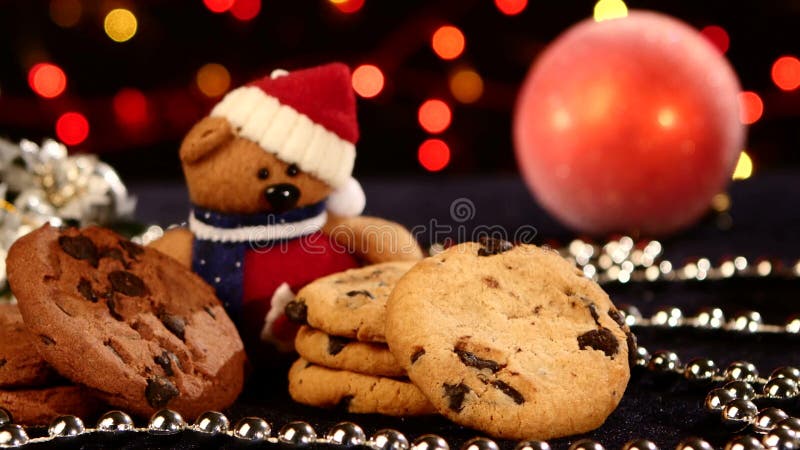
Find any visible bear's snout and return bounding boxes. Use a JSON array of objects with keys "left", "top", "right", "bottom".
[{"left": 264, "top": 183, "right": 300, "bottom": 212}]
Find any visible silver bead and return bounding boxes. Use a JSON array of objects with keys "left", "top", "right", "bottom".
[
  {"left": 651, "top": 307, "right": 683, "bottom": 327},
  {"left": 724, "top": 380, "right": 757, "bottom": 401},
  {"left": 0, "top": 424, "right": 29, "bottom": 447},
  {"left": 721, "top": 399, "right": 759, "bottom": 430},
  {"left": 648, "top": 351, "right": 681, "bottom": 373},
  {"left": 778, "top": 418, "right": 800, "bottom": 433},
  {"left": 725, "top": 361, "right": 760, "bottom": 382},
  {"left": 233, "top": 417, "right": 270, "bottom": 441},
  {"left": 462, "top": 437, "right": 500, "bottom": 450},
  {"left": 786, "top": 316, "right": 800, "bottom": 334},
  {"left": 48, "top": 415, "right": 85, "bottom": 437},
  {"left": 413, "top": 434, "right": 450, "bottom": 450},
  {"left": 326, "top": 422, "right": 366, "bottom": 447},
  {"left": 731, "top": 311, "right": 763, "bottom": 333},
  {"left": 762, "top": 428, "right": 800, "bottom": 450},
  {"left": 96, "top": 410, "right": 134, "bottom": 432},
  {"left": 515, "top": 441, "right": 552, "bottom": 450},
  {"left": 371, "top": 429, "right": 410, "bottom": 450},
  {"left": 634, "top": 346, "right": 651, "bottom": 367},
  {"left": 193, "top": 411, "right": 229, "bottom": 434},
  {"left": 725, "top": 435, "right": 764, "bottom": 450},
  {"left": 279, "top": 421, "right": 317, "bottom": 446},
  {"left": 695, "top": 307, "right": 725, "bottom": 329},
  {"left": 568, "top": 439, "right": 605, "bottom": 450},
  {"left": 706, "top": 388, "right": 737, "bottom": 411},
  {"left": 770, "top": 367, "right": 800, "bottom": 383},
  {"left": 754, "top": 408, "right": 790, "bottom": 433},
  {"left": 148, "top": 409, "right": 185, "bottom": 435},
  {"left": 676, "top": 437, "right": 714, "bottom": 450},
  {"left": 764, "top": 377, "right": 799, "bottom": 399},
  {"left": 684, "top": 358, "right": 718, "bottom": 384},
  {"left": 622, "top": 439, "right": 658, "bottom": 450},
  {"left": 0, "top": 409, "right": 10, "bottom": 427},
  {"left": 620, "top": 304, "right": 642, "bottom": 326}
]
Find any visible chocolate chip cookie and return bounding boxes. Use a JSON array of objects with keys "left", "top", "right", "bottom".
[
  {"left": 288, "top": 358, "right": 435, "bottom": 416},
  {"left": 6, "top": 225, "right": 248, "bottom": 419},
  {"left": 294, "top": 326, "right": 404, "bottom": 377},
  {"left": 385, "top": 239, "right": 632, "bottom": 440},
  {"left": 0, "top": 303, "right": 59, "bottom": 387},
  {"left": 286, "top": 261, "right": 416, "bottom": 342},
  {"left": 0, "top": 385, "right": 105, "bottom": 425}
]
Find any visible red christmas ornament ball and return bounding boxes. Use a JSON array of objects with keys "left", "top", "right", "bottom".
[{"left": 513, "top": 11, "right": 745, "bottom": 236}]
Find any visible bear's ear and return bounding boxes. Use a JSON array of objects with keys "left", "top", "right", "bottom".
[{"left": 180, "top": 116, "right": 235, "bottom": 164}]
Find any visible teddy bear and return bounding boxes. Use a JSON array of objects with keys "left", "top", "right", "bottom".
[{"left": 150, "top": 63, "right": 422, "bottom": 354}]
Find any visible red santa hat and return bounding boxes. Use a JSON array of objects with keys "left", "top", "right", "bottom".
[{"left": 210, "top": 63, "right": 365, "bottom": 217}]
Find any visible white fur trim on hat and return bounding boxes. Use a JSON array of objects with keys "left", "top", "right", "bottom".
[
  {"left": 210, "top": 86, "right": 356, "bottom": 188},
  {"left": 326, "top": 177, "right": 365, "bottom": 217}
]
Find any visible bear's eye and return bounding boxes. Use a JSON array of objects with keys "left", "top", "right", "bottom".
[
  {"left": 257, "top": 168, "right": 269, "bottom": 180},
  {"left": 286, "top": 164, "right": 300, "bottom": 177}
]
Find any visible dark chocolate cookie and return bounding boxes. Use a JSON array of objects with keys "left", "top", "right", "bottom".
[
  {"left": 0, "top": 303, "right": 59, "bottom": 388},
  {"left": 0, "top": 385, "right": 105, "bottom": 425},
  {"left": 6, "top": 225, "right": 247, "bottom": 419}
]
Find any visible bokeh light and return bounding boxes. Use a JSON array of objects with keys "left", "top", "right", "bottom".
[
  {"left": 330, "top": 0, "right": 365, "bottom": 14},
  {"left": 657, "top": 108, "right": 676, "bottom": 129},
  {"left": 204, "top": 0, "right": 235, "bottom": 13},
  {"left": 732, "top": 151, "right": 753, "bottom": 180},
  {"left": 418, "top": 99, "right": 452, "bottom": 134},
  {"left": 737, "top": 91, "right": 763, "bottom": 125},
  {"left": 771, "top": 56, "right": 800, "bottom": 91},
  {"left": 231, "top": 0, "right": 261, "bottom": 21},
  {"left": 351, "top": 64, "right": 384, "bottom": 98},
  {"left": 418, "top": 139, "right": 451, "bottom": 172},
  {"left": 431, "top": 26, "right": 465, "bottom": 60},
  {"left": 55, "top": 112, "right": 89, "bottom": 146},
  {"left": 593, "top": 0, "right": 628, "bottom": 22},
  {"left": 449, "top": 68, "right": 484, "bottom": 104},
  {"left": 49, "top": 0, "right": 82, "bottom": 28},
  {"left": 700, "top": 25, "right": 730, "bottom": 54},
  {"left": 196, "top": 63, "right": 231, "bottom": 98},
  {"left": 113, "top": 88, "right": 149, "bottom": 127},
  {"left": 28, "top": 63, "right": 67, "bottom": 99},
  {"left": 104, "top": 8, "right": 137, "bottom": 43},
  {"left": 494, "top": 0, "right": 527, "bottom": 16}
]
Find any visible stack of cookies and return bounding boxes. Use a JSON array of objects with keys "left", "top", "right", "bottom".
[
  {"left": 3, "top": 225, "right": 248, "bottom": 424},
  {"left": 286, "top": 261, "right": 437, "bottom": 416},
  {"left": 288, "top": 239, "right": 635, "bottom": 440}
]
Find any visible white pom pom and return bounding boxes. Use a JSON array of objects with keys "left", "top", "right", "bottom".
[{"left": 327, "top": 177, "right": 366, "bottom": 217}]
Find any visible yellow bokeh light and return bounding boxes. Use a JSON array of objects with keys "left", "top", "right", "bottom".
[
  {"left": 196, "top": 63, "right": 231, "bottom": 98},
  {"left": 732, "top": 151, "right": 753, "bottom": 180},
  {"left": 594, "top": 0, "right": 628, "bottom": 22},
  {"left": 449, "top": 69, "right": 484, "bottom": 104},
  {"left": 104, "top": 8, "right": 137, "bottom": 43},
  {"left": 657, "top": 108, "right": 675, "bottom": 128}
]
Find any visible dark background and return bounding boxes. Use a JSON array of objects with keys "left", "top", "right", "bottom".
[{"left": 0, "top": 0, "right": 798, "bottom": 182}]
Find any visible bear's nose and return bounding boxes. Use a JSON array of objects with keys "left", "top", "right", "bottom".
[{"left": 264, "top": 183, "right": 300, "bottom": 212}]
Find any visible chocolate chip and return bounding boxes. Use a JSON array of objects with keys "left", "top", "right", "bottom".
[
  {"left": 626, "top": 330, "right": 638, "bottom": 367},
  {"left": 587, "top": 303, "right": 601, "bottom": 326},
  {"left": 58, "top": 235, "right": 98, "bottom": 266},
  {"left": 608, "top": 308, "right": 626, "bottom": 328},
  {"left": 77, "top": 278, "right": 98, "bottom": 302},
  {"left": 40, "top": 335, "right": 55, "bottom": 346},
  {"left": 336, "top": 395, "right": 354, "bottom": 412},
  {"left": 482, "top": 276, "right": 499, "bottom": 288},
  {"left": 101, "top": 248, "right": 130, "bottom": 268},
  {"left": 533, "top": 305, "right": 542, "bottom": 315},
  {"left": 410, "top": 347, "right": 426, "bottom": 364},
  {"left": 285, "top": 300, "right": 307, "bottom": 323},
  {"left": 327, "top": 335, "right": 349, "bottom": 356},
  {"left": 120, "top": 240, "right": 144, "bottom": 259},
  {"left": 455, "top": 348, "right": 503, "bottom": 373},
  {"left": 145, "top": 376, "right": 179, "bottom": 408},
  {"left": 0, "top": 358, "right": 6, "bottom": 368},
  {"left": 443, "top": 383, "right": 471, "bottom": 412},
  {"left": 346, "top": 290, "right": 374, "bottom": 299},
  {"left": 106, "top": 296, "right": 124, "bottom": 321},
  {"left": 154, "top": 351, "right": 176, "bottom": 376},
  {"left": 477, "top": 237, "right": 514, "bottom": 256},
  {"left": 492, "top": 380, "right": 525, "bottom": 404},
  {"left": 159, "top": 314, "right": 186, "bottom": 341},
  {"left": 203, "top": 305, "right": 216, "bottom": 319},
  {"left": 108, "top": 271, "right": 148, "bottom": 297},
  {"left": 577, "top": 328, "right": 619, "bottom": 358}
]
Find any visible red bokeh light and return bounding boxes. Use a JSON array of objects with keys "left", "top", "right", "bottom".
[
  {"left": 431, "top": 26, "right": 465, "bottom": 60},
  {"left": 351, "top": 64, "right": 384, "bottom": 98},
  {"left": 494, "top": 0, "right": 527, "bottom": 15},
  {"left": 28, "top": 63, "right": 67, "bottom": 99},
  {"left": 332, "top": 0, "right": 364, "bottom": 14},
  {"left": 55, "top": 112, "right": 90, "bottom": 146},
  {"left": 772, "top": 56, "right": 800, "bottom": 91},
  {"left": 418, "top": 99, "right": 452, "bottom": 134},
  {"left": 700, "top": 25, "right": 729, "bottom": 54},
  {"left": 418, "top": 139, "right": 451, "bottom": 172},
  {"left": 737, "top": 91, "right": 763, "bottom": 125},
  {"left": 113, "top": 88, "right": 149, "bottom": 127},
  {"left": 231, "top": 0, "right": 260, "bottom": 21},
  {"left": 203, "top": 0, "right": 235, "bottom": 13}
]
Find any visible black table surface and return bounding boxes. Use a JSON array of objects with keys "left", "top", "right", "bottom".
[{"left": 22, "top": 172, "right": 800, "bottom": 449}]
